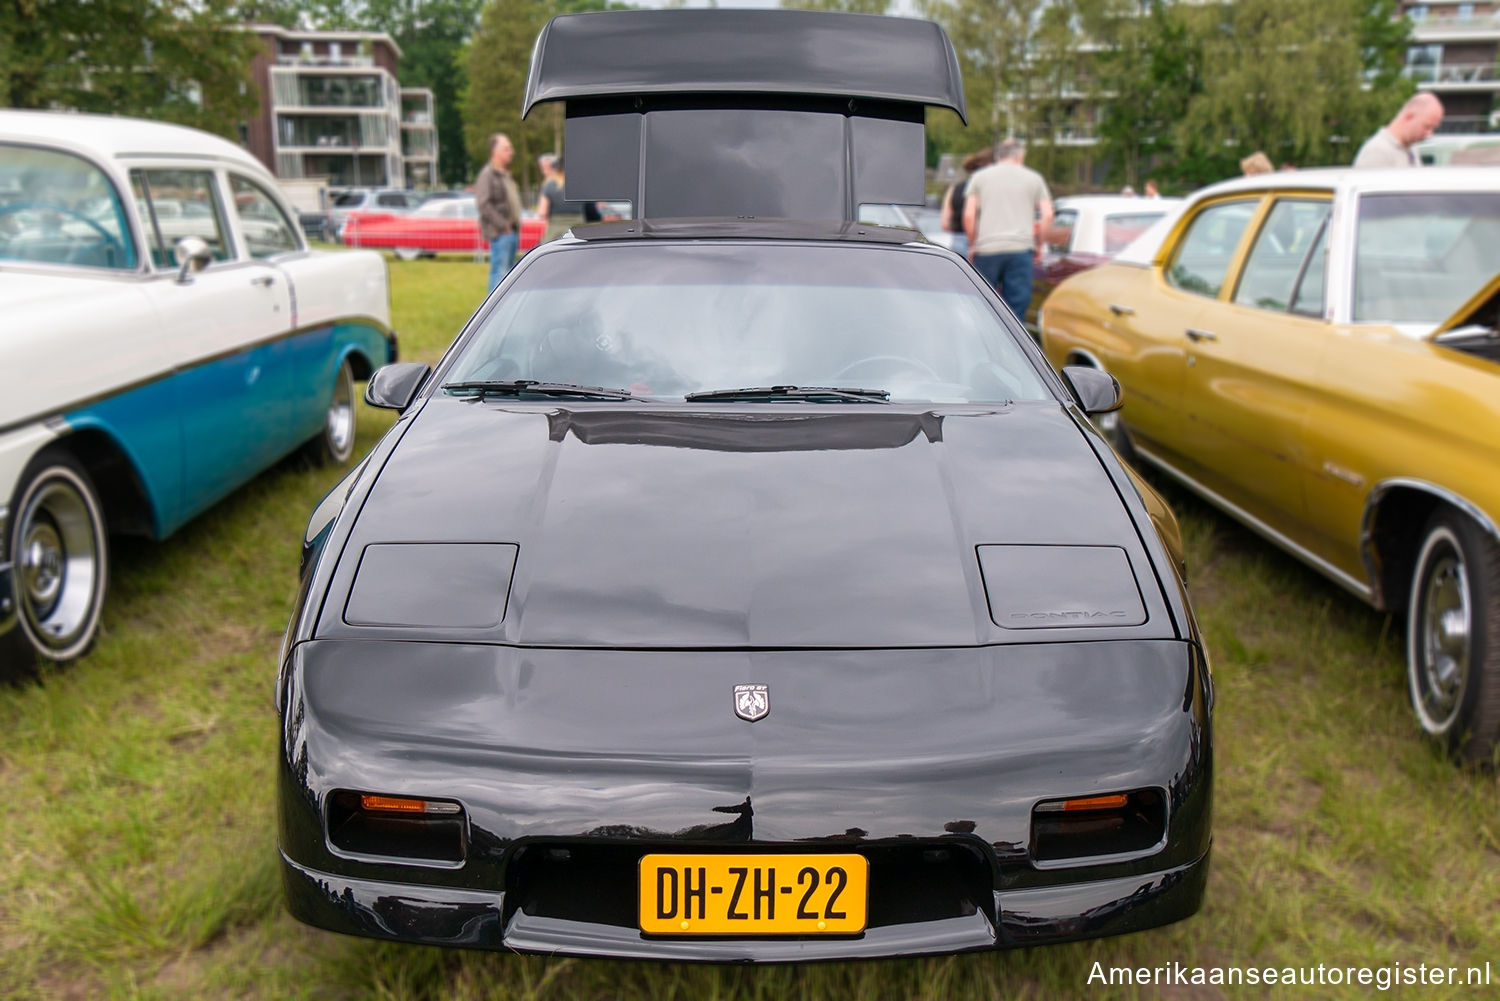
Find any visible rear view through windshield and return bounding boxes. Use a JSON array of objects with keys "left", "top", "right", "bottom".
[{"left": 446, "top": 243, "right": 1051, "bottom": 404}]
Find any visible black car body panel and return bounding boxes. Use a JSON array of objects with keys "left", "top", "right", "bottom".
[
  {"left": 523, "top": 10, "right": 966, "bottom": 118},
  {"left": 276, "top": 9, "right": 1211, "bottom": 961},
  {"left": 311, "top": 398, "right": 1177, "bottom": 649},
  {"left": 279, "top": 639, "right": 1211, "bottom": 959}
]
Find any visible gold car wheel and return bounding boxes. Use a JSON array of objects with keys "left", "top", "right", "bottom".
[{"left": 1406, "top": 513, "right": 1500, "bottom": 762}]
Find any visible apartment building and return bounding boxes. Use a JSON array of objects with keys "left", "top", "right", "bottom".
[
  {"left": 242, "top": 23, "right": 437, "bottom": 189},
  {"left": 1402, "top": 1, "right": 1500, "bottom": 133},
  {"left": 400, "top": 88, "right": 439, "bottom": 190}
]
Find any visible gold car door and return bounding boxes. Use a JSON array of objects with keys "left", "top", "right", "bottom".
[
  {"left": 1132, "top": 196, "right": 1264, "bottom": 474},
  {"left": 1175, "top": 196, "right": 1333, "bottom": 545}
]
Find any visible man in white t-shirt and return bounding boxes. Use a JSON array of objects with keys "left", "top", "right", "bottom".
[
  {"left": 1353, "top": 93, "right": 1444, "bottom": 168},
  {"left": 962, "top": 139, "right": 1053, "bottom": 321}
]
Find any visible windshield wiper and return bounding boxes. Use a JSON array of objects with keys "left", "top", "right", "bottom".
[
  {"left": 442, "top": 380, "right": 637, "bottom": 401},
  {"left": 683, "top": 385, "right": 890, "bottom": 404}
]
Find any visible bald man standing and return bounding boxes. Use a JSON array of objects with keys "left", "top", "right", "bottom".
[{"left": 1353, "top": 93, "right": 1444, "bottom": 168}]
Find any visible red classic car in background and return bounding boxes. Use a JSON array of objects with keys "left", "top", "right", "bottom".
[{"left": 343, "top": 198, "right": 545, "bottom": 260}]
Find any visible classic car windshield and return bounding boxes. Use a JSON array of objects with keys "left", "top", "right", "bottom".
[
  {"left": 1354, "top": 192, "right": 1500, "bottom": 324},
  {"left": 0, "top": 144, "right": 136, "bottom": 270},
  {"left": 447, "top": 243, "right": 1050, "bottom": 403}
]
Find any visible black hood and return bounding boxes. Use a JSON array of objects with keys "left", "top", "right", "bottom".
[{"left": 315, "top": 399, "right": 1175, "bottom": 647}]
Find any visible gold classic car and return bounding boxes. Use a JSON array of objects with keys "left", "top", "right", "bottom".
[{"left": 1039, "top": 167, "right": 1500, "bottom": 763}]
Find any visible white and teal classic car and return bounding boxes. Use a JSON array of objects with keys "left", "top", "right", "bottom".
[{"left": 0, "top": 110, "right": 396, "bottom": 672}]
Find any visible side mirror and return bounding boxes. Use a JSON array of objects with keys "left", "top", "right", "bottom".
[
  {"left": 365, "top": 362, "right": 431, "bottom": 411},
  {"left": 173, "top": 237, "right": 213, "bottom": 284},
  {"left": 1060, "top": 365, "right": 1123, "bottom": 415}
]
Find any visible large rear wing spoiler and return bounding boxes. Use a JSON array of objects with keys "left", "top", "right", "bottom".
[{"left": 522, "top": 10, "right": 967, "bottom": 222}]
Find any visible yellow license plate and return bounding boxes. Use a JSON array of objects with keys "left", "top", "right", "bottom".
[{"left": 639, "top": 853, "right": 868, "bottom": 935}]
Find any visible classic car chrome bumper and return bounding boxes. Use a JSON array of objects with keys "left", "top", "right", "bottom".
[{"left": 281, "top": 847, "right": 1209, "bottom": 960}]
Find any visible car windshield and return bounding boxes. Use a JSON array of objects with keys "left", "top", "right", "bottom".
[
  {"left": 333, "top": 191, "right": 367, "bottom": 207},
  {"left": 445, "top": 243, "right": 1051, "bottom": 404},
  {"left": 0, "top": 144, "right": 136, "bottom": 270},
  {"left": 1354, "top": 192, "right": 1500, "bottom": 324}
]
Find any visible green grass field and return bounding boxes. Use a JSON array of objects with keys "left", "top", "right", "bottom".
[{"left": 1, "top": 254, "right": 1496, "bottom": 999}]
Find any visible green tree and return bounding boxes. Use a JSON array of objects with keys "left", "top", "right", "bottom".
[
  {"left": 0, "top": 0, "right": 259, "bottom": 138},
  {"left": 1083, "top": 0, "right": 1206, "bottom": 189},
  {"left": 1177, "top": 0, "right": 1410, "bottom": 176},
  {"left": 461, "top": 0, "right": 633, "bottom": 194},
  {"left": 462, "top": 0, "right": 551, "bottom": 194},
  {"left": 779, "top": 0, "right": 892, "bottom": 13}
]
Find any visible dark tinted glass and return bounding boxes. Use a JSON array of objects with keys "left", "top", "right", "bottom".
[{"left": 448, "top": 244, "right": 1050, "bottom": 404}]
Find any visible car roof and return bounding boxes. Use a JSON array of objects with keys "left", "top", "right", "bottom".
[
  {"left": 567, "top": 218, "right": 926, "bottom": 245},
  {"left": 1189, "top": 165, "right": 1500, "bottom": 201},
  {"left": 1055, "top": 194, "right": 1184, "bottom": 214},
  {"left": 0, "top": 109, "right": 267, "bottom": 173}
]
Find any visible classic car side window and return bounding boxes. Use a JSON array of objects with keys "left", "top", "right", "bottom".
[
  {"left": 131, "top": 169, "right": 230, "bottom": 267},
  {"left": 228, "top": 175, "right": 301, "bottom": 259},
  {"left": 1354, "top": 192, "right": 1500, "bottom": 324},
  {"left": 1289, "top": 218, "right": 1330, "bottom": 318},
  {"left": 0, "top": 144, "right": 136, "bottom": 270},
  {"left": 1103, "top": 212, "right": 1166, "bottom": 254},
  {"left": 1166, "top": 200, "right": 1257, "bottom": 298},
  {"left": 1045, "top": 209, "right": 1077, "bottom": 253},
  {"left": 1233, "top": 199, "right": 1331, "bottom": 313}
]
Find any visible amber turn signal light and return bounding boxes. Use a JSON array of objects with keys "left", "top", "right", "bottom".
[
  {"left": 1031, "top": 788, "right": 1166, "bottom": 863},
  {"left": 359, "top": 794, "right": 461, "bottom": 815}
]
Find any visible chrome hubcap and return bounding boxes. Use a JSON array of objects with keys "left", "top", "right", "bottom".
[
  {"left": 16, "top": 477, "right": 101, "bottom": 650},
  {"left": 1418, "top": 552, "right": 1470, "bottom": 728},
  {"left": 327, "top": 363, "right": 354, "bottom": 458}
]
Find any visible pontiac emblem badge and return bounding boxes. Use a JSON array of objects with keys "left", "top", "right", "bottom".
[{"left": 733, "top": 684, "right": 769, "bottom": 722}]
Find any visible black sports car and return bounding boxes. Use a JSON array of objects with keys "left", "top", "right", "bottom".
[{"left": 276, "top": 9, "right": 1212, "bottom": 961}]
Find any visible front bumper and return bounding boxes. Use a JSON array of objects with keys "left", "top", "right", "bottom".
[{"left": 282, "top": 847, "right": 1210, "bottom": 960}]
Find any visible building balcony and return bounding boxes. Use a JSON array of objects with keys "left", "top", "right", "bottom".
[
  {"left": 1434, "top": 114, "right": 1499, "bottom": 134},
  {"left": 275, "top": 53, "right": 377, "bottom": 69},
  {"left": 1409, "top": 13, "right": 1500, "bottom": 42},
  {"left": 1405, "top": 62, "right": 1500, "bottom": 89}
]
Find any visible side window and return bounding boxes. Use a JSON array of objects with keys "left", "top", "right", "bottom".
[
  {"left": 133, "top": 169, "right": 230, "bottom": 266},
  {"left": 1166, "top": 199, "right": 1258, "bottom": 298},
  {"left": 1290, "top": 219, "right": 1330, "bottom": 318},
  {"left": 1233, "top": 199, "right": 1331, "bottom": 313},
  {"left": 1103, "top": 212, "right": 1165, "bottom": 254},
  {"left": 377, "top": 192, "right": 407, "bottom": 208},
  {"left": 1045, "top": 209, "right": 1077, "bottom": 253},
  {"left": 0, "top": 144, "right": 136, "bottom": 270},
  {"left": 856, "top": 204, "right": 906, "bottom": 228},
  {"left": 229, "top": 175, "right": 300, "bottom": 258}
]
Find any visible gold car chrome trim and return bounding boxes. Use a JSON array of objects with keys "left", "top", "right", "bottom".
[
  {"left": 1133, "top": 442, "right": 1374, "bottom": 603},
  {"left": 1359, "top": 479, "right": 1500, "bottom": 610}
]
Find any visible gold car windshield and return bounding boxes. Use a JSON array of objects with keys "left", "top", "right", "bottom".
[
  {"left": 449, "top": 244, "right": 1053, "bottom": 405},
  {"left": 1354, "top": 192, "right": 1500, "bottom": 325}
]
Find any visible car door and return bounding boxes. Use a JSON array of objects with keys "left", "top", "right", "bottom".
[
  {"left": 1174, "top": 195, "right": 1333, "bottom": 544},
  {"left": 224, "top": 172, "right": 328, "bottom": 452},
  {"left": 131, "top": 166, "right": 293, "bottom": 526},
  {"left": 1119, "top": 196, "right": 1262, "bottom": 469}
]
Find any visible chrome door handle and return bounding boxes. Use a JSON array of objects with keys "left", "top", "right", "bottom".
[
  {"left": 1185, "top": 327, "right": 1217, "bottom": 342},
  {"left": 250, "top": 275, "right": 276, "bottom": 288},
  {"left": 1108, "top": 303, "right": 1134, "bottom": 317}
]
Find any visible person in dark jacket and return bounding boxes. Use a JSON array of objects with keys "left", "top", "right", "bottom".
[
  {"left": 940, "top": 148, "right": 993, "bottom": 258},
  {"left": 475, "top": 133, "right": 522, "bottom": 290}
]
